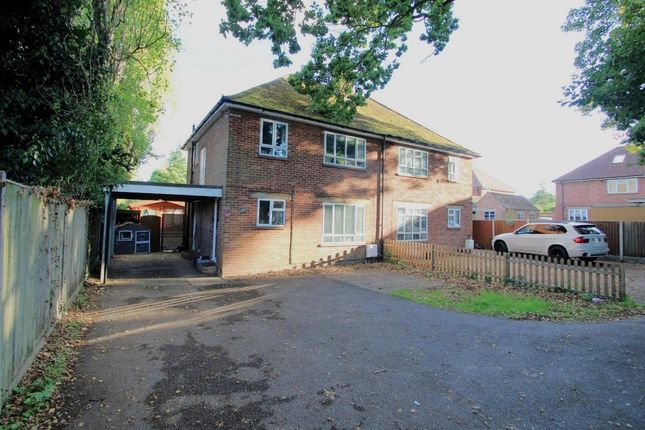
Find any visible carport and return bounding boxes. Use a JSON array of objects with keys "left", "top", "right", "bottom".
[{"left": 101, "top": 181, "right": 222, "bottom": 283}]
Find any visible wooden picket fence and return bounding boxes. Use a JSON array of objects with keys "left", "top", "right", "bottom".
[{"left": 384, "top": 240, "right": 626, "bottom": 299}]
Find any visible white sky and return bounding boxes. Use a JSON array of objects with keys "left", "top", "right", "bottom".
[{"left": 136, "top": 0, "right": 622, "bottom": 198}]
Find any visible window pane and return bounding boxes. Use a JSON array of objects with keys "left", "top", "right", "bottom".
[
  {"left": 272, "top": 210, "right": 284, "bottom": 226},
  {"left": 334, "top": 204, "right": 344, "bottom": 235},
  {"left": 260, "top": 147, "right": 272, "bottom": 155},
  {"left": 356, "top": 206, "right": 364, "bottom": 235},
  {"left": 346, "top": 137, "right": 356, "bottom": 159},
  {"left": 258, "top": 200, "right": 270, "bottom": 224},
  {"left": 273, "top": 200, "right": 284, "bottom": 209},
  {"left": 357, "top": 140, "right": 366, "bottom": 161},
  {"left": 336, "top": 135, "right": 346, "bottom": 164},
  {"left": 275, "top": 123, "right": 287, "bottom": 147},
  {"left": 323, "top": 205, "right": 333, "bottom": 234},
  {"left": 345, "top": 205, "right": 355, "bottom": 235},
  {"left": 325, "top": 134, "right": 335, "bottom": 157},
  {"left": 262, "top": 122, "right": 273, "bottom": 146}
]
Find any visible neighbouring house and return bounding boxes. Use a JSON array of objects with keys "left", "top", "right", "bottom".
[
  {"left": 183, "top": 77, "right": 479, "bottom": 276},
  {"left": 553, "top": 146, "right": 645, "bottom": 222},
  {"left": 127, "top": 200, "right": 185, "bottom": 216},
  {"left": 472, "top": 167, "right": 539, "bottom": 221}
]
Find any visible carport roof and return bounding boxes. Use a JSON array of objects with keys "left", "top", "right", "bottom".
[{"left": 106, "top": 181, "right": 222, "bottom": 200}]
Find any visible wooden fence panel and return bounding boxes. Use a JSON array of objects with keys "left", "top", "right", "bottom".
[
  {"left": 0, "top": 179, "right": 88, "bottom": 408},
  {"left": 592, "top": 221, "right": 620, "bottom": 255},
  {"left": 384, "top": 240, "right": 625, "bottom": 300},
  {"left": 624, "top": 222, "right": 645, "bottom": 257}
]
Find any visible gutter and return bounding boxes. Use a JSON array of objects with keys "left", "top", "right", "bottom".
[{"left": 182, "top": 99, "right": 481, "bottom": 159}]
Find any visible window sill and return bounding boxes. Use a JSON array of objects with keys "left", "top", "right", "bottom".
[
  {"left": 396, "top": 172, "right": 428, "bottom": 179},
  {"left": 322, "top": 162, "right": 367, "bottom": 171},
  {"left": 255, "top": 225, "right": 286, "bottom": 230},
  {"left": 258, "top": 153, "right": 288, "bottom": 161},
  {"left": 448, "top": 226, "right": 462, "bottom": 230},
  {"left": 319, "top": 242, "right": 366, "bottom": 248}
]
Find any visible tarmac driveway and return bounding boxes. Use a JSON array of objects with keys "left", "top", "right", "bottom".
[{"left": 62, "top": 255, "right": 644, "bottom": 429}]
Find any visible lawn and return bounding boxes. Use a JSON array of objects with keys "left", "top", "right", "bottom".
[{"left": 392, "top": 284, "right": 644, "bottom": 321}]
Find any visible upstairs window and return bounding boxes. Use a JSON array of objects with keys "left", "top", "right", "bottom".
[
  {"left": 447, "top": 156, "right": 461, "bottom": 182},
  {"left": 324, "top": 132, "right": 366, "bottom": 168},
  {"left": 612, "top": 154, "right": 625, "bottom": 163},
  {"left": 199, "top": 148, "right": 206, "bottom": 185},
  {"left": 260, "top": 119, "right": 288, "bottom": 158},
  {"left": 517, "top": 211, "right": 525, "bottom": 220},
  {"left": 607, "top": 178, "right": 638, "bottom": 194},
  {"left": 398, "top": 147, "right": 428, "bottom": 177},
  {"left": 529, "top": 212, "right": 537, "bottom": 221},
  {"left": 484, "top": 210, "right": 496, "bottom": 220},
  {"left": 257, "top": 199, "right": 285, "bottom": 227}
]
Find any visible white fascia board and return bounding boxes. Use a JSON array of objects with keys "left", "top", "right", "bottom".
[{"left": 108, "top": 183, "right": 222, "bottom": 198}]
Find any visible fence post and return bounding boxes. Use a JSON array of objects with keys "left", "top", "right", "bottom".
[
  {"left": 619, "top": 263, "right": 626, "bottom": 299},
  {"left": 431, "top": 244, "right": 435, "bottom": 271},
  {"left": 619, "top": 221, "right": 624, "bottom": 261},
  {"left": 504, "top": 253, "right": 510, "bottom": 281}
]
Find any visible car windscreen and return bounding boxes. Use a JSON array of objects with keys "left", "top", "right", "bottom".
[{"left": 574, "top": 225, "right": 603, "bottom": 235}]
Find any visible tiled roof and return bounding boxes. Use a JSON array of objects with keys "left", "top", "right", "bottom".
[
  {"left": 553, "top": 146, "right": 644, "bottom": 182},
  {"left": 222, "top": 77, "right": 478, "bottom": 157},
  {"left": 489, "top": 192, "right": 538, "bottom": 211},
  {"left": 472, "top": 167, "right": 515, "bottom": 193}
]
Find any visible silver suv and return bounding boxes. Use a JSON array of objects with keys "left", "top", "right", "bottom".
[{"left": 492, "top": 222, "right": 609, "bottom": 261}]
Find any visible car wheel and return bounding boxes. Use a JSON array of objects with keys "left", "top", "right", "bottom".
[
  {"left": 494, "top": 241, "right": 508, "bottom": 253},
  {"left": 548, "top": 246, "right": 568, "bottom": 261}
]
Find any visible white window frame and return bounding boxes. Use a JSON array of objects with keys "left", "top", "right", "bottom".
[
  {"left": 118, "top": 230, "right": 133, "bottom": 241},
  {"left": 322, "top": 203, "right": 365, "bottom": 244},
  {"left": 199, "top": 147, "right": 206, "bottom": 185},
  {"left": 568, "top": 208, "right": 589, "bottom": 222},
  {"left": 517, "top": 211, "right": 525, "bottom": 220},
  {"left": 529, "top": 212, "right": 537, "bottom": 221},
  {"left": 447, "top": 156, "right": 461, "bottom": 182},
  {"left": 259, "top": 118, "right": 288, "bottom": 158},
  {"left": 398, "top": 147, "right": 428, "bottom": 177},
  {"left": 323, "top": 132, "right": 367, "bottom": 169},
  {"left": 607, "top": 178, "right": 638, "bottom": 194},
  {"left": 612, "top": 154, "right": 625, "bottom": 163},
  {"left": 447, "top": 207, "right": 462, "bottom": 229},
  {"left": 396, "top": 204, "right": 429, "bottom": 241},
  {"left": 484, "top": 210, "right": 496, "bottom": 220},
  {"left": 256, "top": 198, "right": 286, "bottom": 227}
]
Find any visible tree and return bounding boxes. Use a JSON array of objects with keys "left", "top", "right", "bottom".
[
  {"left": 562, "top": 0, "right": 645, "bottom": 160},
  {"left": 530, "top": 186, "right": 556, "bottom": 213},
  {"left": 220, "top": 0, "right": 458, "bottom": 123},
  {"left": 0, "top": 0, "right": 183, "bottom": 200},
  {"left": 150, "top": 149, "right": 187, "bottom": 183}
]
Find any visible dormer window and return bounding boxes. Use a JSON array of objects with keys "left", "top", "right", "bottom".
[
  {"left": 259, "top": 119, "right": 288, "bottom": 158},
  {"left": 612, "top": 154, "right": 625, "bottom": 163}
]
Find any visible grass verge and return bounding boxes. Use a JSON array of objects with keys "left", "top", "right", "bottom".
[
  {"left": 392, "top": 279, "right": 644, "bottom": 322},
  {"left": 0, "top": 281, "right": 101, "bottom": 430}
]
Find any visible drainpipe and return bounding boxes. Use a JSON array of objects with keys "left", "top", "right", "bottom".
[
  {"left": 289, "top": 187, "right": 295, "bottom": 266},
  {"left": 379, "top": 137, "right": 386, "bottom": 256}
]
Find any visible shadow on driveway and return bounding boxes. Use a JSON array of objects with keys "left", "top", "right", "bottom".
[{"left": 61, "top": 255, "right": 645, "bottom": 429}]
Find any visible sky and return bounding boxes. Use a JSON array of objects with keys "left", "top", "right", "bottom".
[{"left": 136, "top": 0, "right": 622, "bottom": 198}]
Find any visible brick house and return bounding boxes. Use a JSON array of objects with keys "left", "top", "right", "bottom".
[
  {"left": 553, "top": 146, "right": 645, "bottom": 222},
  {"left": 472, "top": 167, "right": 538, "bottom": 221},
  {"left": 183, "top": 78, "right": 479, "bottom": 276}
]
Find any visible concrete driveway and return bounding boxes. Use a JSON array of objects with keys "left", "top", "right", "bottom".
[{"left": 61, "top": 255, "right": 644, "bottom": 429}]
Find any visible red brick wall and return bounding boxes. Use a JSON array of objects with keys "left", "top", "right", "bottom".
[
  {"left": 554, "top": 178, "right": 645, "bottom": 220},
  {"left": 191, "top": 107, "right": 475, "bottom": 276}
]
